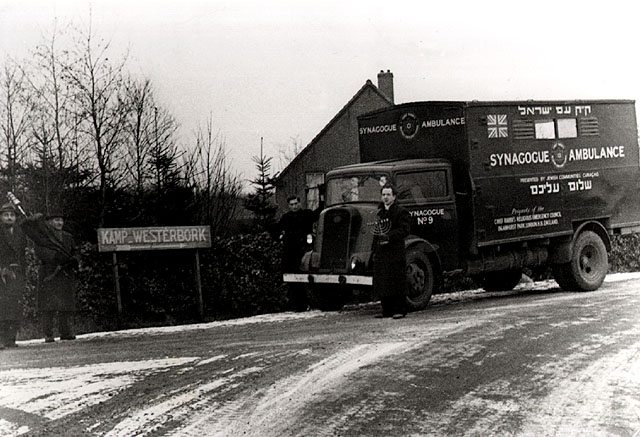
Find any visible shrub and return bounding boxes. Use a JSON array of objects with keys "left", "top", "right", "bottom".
[
  {"left": 201, "top": 232, "right": 286, "bottom": 319},
  {"left": 74, "top": 232, "right": 286, "bottom": 328},
  {"left": 609, "top": 234, "right": 640, "bottom": 272}
]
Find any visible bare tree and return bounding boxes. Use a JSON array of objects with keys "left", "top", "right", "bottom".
[
  {"left": 184, "top": 115, "right": 243, "bottom": 236},
  {"left": 122, "top": 77, "right": 152, "bottom": 196},
  {"left": 16, "top": 23, "right": 97, "bottom": 212},
  {"left": 277, "top": 134, "right": 304, "bottom": 171},
  {"left": 61, "top": 21, "right": 130, "bottom": 225},
  {"left": 121, "top": 77, "right": 181, "bottom": 199},
  {"left": 25, "top": 24, "right": 78, "bottom": 172},
  {"left": 0, "top": 60, "right": 33, "bottom": 192}
]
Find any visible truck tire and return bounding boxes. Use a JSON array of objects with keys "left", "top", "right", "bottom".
[
  {"left": 481, "top": 269, "right": 522, "bottom": 291},
  {"left": 308, "top": 285, "right": 346, "bottom": 311},
  {"left": 405, "top": 249, "right": 435, "bottom": 311},
  {"left": 551, "top": 263, "right": 578, "bottom": 290},
  {"left": 553, "top": 230, "right": 608, "bottom": 291}
]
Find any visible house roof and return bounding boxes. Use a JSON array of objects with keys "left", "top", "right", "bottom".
[{"left": 275, "top": 80, "right": 393, "bottom": 184}]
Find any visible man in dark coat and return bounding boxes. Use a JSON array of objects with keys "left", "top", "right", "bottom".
[
  {"left": 21, "top": 211, "right": 79, "bottom": 342},
  {"left": 277, "top": 195, "right": 321, "bottom": 311},
  {"left": 373, "top": 184, "right": 411, "bottom": 319},
  {"left": 0, "top": 203, "right": 27, "bottom": 348}
]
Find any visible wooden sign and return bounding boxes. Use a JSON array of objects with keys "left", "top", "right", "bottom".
[{"left": 97, "top": 226, "right": 211, "bottom": 252}]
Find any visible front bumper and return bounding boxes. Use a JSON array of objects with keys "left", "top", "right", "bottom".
[{"left": 283, "top": 273, "right": 373, "bottom": 286}]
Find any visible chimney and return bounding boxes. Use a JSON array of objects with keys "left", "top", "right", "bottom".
[{"left": 377, "top": 69, "right": 394, "bottom": 103}]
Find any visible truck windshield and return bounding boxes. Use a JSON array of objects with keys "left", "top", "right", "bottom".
[{"left": 326, "top": 174, "right": 390, "bottom": 206}]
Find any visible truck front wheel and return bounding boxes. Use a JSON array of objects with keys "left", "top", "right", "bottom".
[
  {"left": 405, "top": 250, "right": 435, "bottom": 311},
  {"left": 553, "top": 230, "right": 608, "bottom": 291}
]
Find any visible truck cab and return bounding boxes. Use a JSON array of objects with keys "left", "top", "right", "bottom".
[{"left": 286, "top": 158, "right": 460, "bottom": 310}]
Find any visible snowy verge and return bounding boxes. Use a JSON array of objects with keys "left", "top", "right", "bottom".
[{"left": 16, "top": 272, "right": 640, "bottom": 346}]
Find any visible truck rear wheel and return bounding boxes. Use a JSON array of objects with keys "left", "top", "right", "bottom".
[
  {"left": 553, "top": 230, "right": 608, "bottom": 291},
  {"left": 405, "top": 249, "right": 435, "bottom": 311},
  {"left": 481, "top": 269, "right": 522, "bottom": 291}
]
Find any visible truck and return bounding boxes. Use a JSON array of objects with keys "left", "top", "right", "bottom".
[{"left": 284, "top": 100, "right": 640, "bottom": 310}]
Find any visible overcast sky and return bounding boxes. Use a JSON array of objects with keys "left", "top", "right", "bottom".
[{"left": 1, "top": 0, "right": 638, "bottom": 179}]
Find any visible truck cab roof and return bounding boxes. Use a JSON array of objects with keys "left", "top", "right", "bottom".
[{"left": 327, "top": 158, "right": 450, "bottom": 177}]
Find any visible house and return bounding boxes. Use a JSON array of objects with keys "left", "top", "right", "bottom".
[{"left": 274, "top": 70, "right": 395, "bottom": 214}]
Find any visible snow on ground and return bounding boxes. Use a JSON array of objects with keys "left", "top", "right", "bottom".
[
  {"left": 520, "top": 340, "right": 640, "bottom": 436},
  {"left": 173, "top": 320, "right": 480, "bottom": 437},
  {"left": 103, "top": 366, "right": 265, "bottom": 437},
  {"left": 423, "top": 329, "right": 640, "bottom": 437},
  {"left": 0, "top": 358, "right": 198, "bottom": 436},
  {"left": 17, "top": 310, "right": 327, "bottom": 345},
  {"left": 430, "top": 272, "right": 640, "bottom": 306},
  {"left": 180, "top": 342, "right": 417, "bottom": 437}
]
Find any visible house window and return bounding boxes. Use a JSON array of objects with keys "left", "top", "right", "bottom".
[{"left": 305, "top": 173, "right": 324, "bottom": 210}]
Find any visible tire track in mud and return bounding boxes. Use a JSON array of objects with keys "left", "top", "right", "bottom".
[
  {"left": 283, "top": 285, "right": 640, "bottom": 436},
  {"left": 405, "top": 285, "right": 640, "bottom": 436},
  {"left": 0, "top": 358, "right": 199, "bottom": 436},
  {"left": 0, "top": 359, "right": 198, "bottom": 419},
  {"left": 174, "top": 342, "right": 415, "bottom": 437},
  {"left": 171, "top": 321, "right": 475, "bottom": 436},
  {"left": 170, "top": 307, "right": 551, "bottom": 436},
  {"left": 97, "top": 348, "right": 314, "bottom": 436},
  {"left": 519, "top": 338, "right": 640, "bottom": 436},
  {"left": 294, "top": 317, "right": 540, "bottom": 436},
  {"left": 104, "top": 366, "right": 264, "bottom": 436}
]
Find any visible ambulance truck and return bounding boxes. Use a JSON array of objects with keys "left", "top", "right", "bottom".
[{"left": 285, "top": 100, "right": 640, "bottom": 310}]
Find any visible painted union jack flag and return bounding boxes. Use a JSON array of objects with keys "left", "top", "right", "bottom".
[{"left": 487, "top": 114, "right": 508, "bottom": 138}]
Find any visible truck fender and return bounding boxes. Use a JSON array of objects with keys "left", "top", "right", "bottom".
[
  {"left": 573, "top": 221, "right": 611, "bottom": 252},
  {"left": 405, "top": 236, "right": 438, "bottom": 254},
  {"left": 550, "top": 221, "right": 611, "bottom": 264},
  {"left": 405, "top": 236, "right": 442, "bottom": 270}
]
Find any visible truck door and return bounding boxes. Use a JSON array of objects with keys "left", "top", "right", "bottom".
[{"left": 395, "top": 168, "right": 459, "bottom": 270}]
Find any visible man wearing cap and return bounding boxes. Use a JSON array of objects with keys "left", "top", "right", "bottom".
[
  {"left": 22, "top": 210, "right": 79, "bottom": 342},
  {"left": 0, "top": 203, "right": 27, "bottom": 349}
]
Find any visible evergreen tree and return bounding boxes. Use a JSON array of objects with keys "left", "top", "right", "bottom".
[{"left": 244, "top": 138, "right": 277, "bottom": 231}]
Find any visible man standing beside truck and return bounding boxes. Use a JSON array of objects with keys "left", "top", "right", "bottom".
[
  {"left": 373, "top": 184, "right": 411, "bottom": 319},
  {"left": 277, "top": 195, "right": 320, "bottom": 311}
]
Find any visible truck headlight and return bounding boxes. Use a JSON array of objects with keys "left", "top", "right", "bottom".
[{"left": 350, "top": 255, "right": 363, "bottom": 273}]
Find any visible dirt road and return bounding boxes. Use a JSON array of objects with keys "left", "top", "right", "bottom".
[{"left": 1, "top": 273, "right": 639, "bottom": 436}]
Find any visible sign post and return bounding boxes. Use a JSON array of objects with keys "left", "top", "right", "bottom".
[
  {"left": 194, "top": 249, "right": 203, "bottom": 319},
  {"left": 112, "top": 252, "right": 122, "bottom": 318},
  {"left": 97, "top": 226, "right": 212, "bottom": 321}
]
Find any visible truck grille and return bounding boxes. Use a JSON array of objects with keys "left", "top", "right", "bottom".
[{"left": 320, "top": 208, "right": 351, "bottom": 271}]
